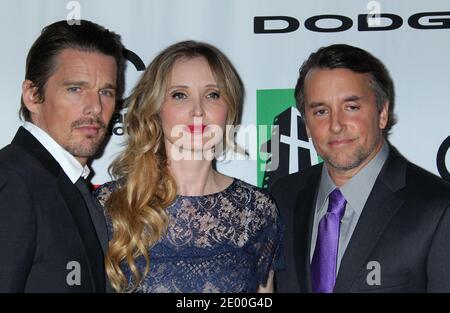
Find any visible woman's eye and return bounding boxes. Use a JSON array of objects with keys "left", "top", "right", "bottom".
[
  {"left": 206, "top": 92, "right": 220, "bottom": 100},
  {"left": 172, "top": 92, "right": 187, "bottom": 100}
]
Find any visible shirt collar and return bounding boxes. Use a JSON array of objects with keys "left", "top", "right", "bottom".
[
  {"left": 317, "top": 140, "right": 389, "bottom": 215},
  {"left": 316, "top": 164, "right": 337, "bottom": 213},
  {"left": 23, "top": 122, "right": 90, "bottom": 183}
]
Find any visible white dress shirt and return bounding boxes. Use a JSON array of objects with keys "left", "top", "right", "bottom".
[
  {"left": 310, "top": 140, "right": 390, "bottom": 274},
  {"left": 23, "top": 121, "right": 90, "bottom": 183}
]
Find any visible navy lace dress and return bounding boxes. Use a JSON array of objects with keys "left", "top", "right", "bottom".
[{"left": 94, "top": 178, "right": 283, "bottom": 293}]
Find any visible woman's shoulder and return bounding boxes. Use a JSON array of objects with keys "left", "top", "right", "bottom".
[
  {"left": 230, "top": 178, "right": 279, "bottom": 215},
  {"left": 230, "top": 178, "right": 282, "bottom": 242},
  {"left": 93, "top": 179, "right": 123, "bottom": 207},
  {"left": 233, "top": 178, "right": 276, "bottom": 202}
]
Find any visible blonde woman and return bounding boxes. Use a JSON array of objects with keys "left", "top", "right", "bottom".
[{"left": 95, "top": 41, "right": 283, "bottom": 293}]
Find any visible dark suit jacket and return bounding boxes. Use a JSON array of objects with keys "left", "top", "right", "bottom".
[
  {"left": 0, "top": 127, "right": 107, "bottom": 292},
  {"left": 271, "top": 145, "right": 450, "bottom": 292}
]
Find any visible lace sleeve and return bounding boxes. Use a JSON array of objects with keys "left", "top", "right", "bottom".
[
  {"left": 93, "top": 181, "right": 118, "bottom": 210},
  {"left": 253, "top": 189, "right": 285, "bottom": 287}
]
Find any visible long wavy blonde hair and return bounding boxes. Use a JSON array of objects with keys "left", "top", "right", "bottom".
[{"left": 105, "top": 40, "right": 244, "bottom": 292}]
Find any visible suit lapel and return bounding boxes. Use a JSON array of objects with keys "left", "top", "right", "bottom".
[
  {"left": 293, "top": 167, "right": 321, "bottom": 292},
  {"left": 11, "top": 127, "right": 61, "bottom": 176},
  {"left": 57, "top": 173, "right": 105, "bottom": 292},
  {"left": 86, "top": 196, "right": 109, "bottom": 255},
  {"left": 333, "top": 148, "right": 407, "bottom": 292},
  {"left": 12, "top": 127, "right": 105, "bottom": 292}
]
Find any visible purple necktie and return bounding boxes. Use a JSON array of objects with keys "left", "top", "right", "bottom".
[{"left": 311, "top": 188, "right": 347, "bottom": 293}]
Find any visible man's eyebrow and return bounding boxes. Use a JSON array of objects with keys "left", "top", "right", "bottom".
[
  {"left": 308, "top": 95, "right": 362, "bottom": 107},
  {"left": 344, "top": 95, "right": 361, "bottom": 102},
  {"left": 101, "top": 83, "right": 116, "bottom": 90},
  {"left": 62, "top": 81, "right": 116, "bottom": 89},
  {"left": 308, "top": 102, "right": 325, "bottom": 108},
  {"left": 62, "top": 80, "right": 89, "bottom": 86}
]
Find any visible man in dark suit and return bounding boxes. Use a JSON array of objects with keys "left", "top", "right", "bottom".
[
  {"left": 0, "top": 20, "right": 125, "bottom": 292},
  {"left": 271, "top": 44, "right": 450, "bottom": 292}
]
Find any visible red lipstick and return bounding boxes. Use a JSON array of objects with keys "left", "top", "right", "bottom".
[{"left": 187, "top": 124, "right": 207, "bottom": 133}]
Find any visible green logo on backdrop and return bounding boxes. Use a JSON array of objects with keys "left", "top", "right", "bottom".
[{"left": 256, "top": 89, "right": 321, "bottom": 189}]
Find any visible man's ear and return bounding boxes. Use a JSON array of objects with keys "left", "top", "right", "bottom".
[
  {"left": 379, "top": 101, "right": 389, "bottom": 130},
  {"left": 22, "top": 80, "right": 41, "bottom": 116}
]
